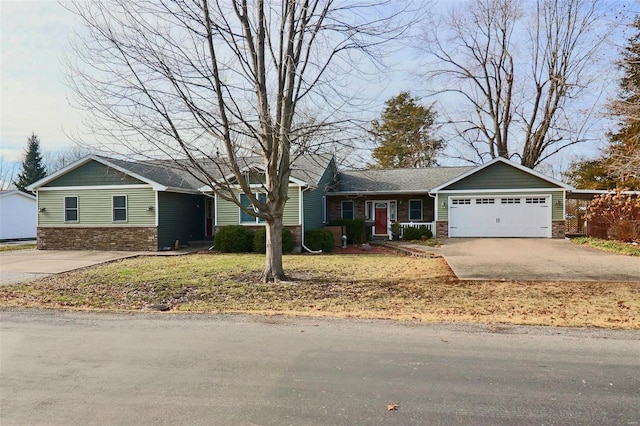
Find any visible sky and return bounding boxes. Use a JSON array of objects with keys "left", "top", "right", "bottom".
[
  {"left": 1, "top": 0, "right": 82, "bottom": 163},
  {"left": 0, "top": 0, "right": 634, "bottom": 177}
]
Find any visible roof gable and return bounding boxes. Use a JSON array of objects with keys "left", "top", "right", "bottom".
[
  {"left": 432, "top": 157, "right": 572, "bottom": 192},
  {"left": 45, "top": 160, "right": 145, "bottom": 187}
]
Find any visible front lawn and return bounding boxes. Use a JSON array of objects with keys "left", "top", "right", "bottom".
[
  {"left": 0, "top": 243, "right": 36, "bottom": 252},
  {"left": 0, "top": 253, "right": 638, "bottom": 329},
  {"left": 571, "top": 237, "right": 640, "bottom": 256}
]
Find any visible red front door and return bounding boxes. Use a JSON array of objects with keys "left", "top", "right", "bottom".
[{"left": 374, "top": 202, "right": 387, "bottom": 235}]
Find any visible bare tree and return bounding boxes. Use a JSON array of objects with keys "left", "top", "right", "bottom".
[
  {"left": 419, "top": 0, "right": 620, "bottom": 168},
  {"left": 66, "top": 0, "right": 411, "bottom": 282},
  {"left": 0, "top": 156, "right": 17, "bottom": 191},
  {"left": 45, "top": 146, "right": 93, "bottom": 173}
]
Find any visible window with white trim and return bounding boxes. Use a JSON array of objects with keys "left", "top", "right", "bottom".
[
  {"left": 389, "top": 200, "right": 397, "bottom": 221},
  {"left": 112, "top": 195, "right": 127, "bottom": 222},
  {"left": 365, "top": 201, "right": 373, "bottom": 220},
  {"left": 64, "top": 196, "right": 78, "bottom": 222},
  {"left": 341, "top": 200, "right": 354, "bottom": 220},
  {"left": 409, "top": 199, "right": 423, "bottom": 221},
  {"left": 240, "top": 193, "right": 266, "bottom": 224}
]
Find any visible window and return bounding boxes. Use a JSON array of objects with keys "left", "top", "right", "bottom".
[
  {"left": 475, "top": 198, "right": 495, "bottom": 204},
  {"left": 525, "top": 197, "right": 547, "bottom": 204},
  {"left": 409, "top": 199, "right": 423, "bottom": 221},
  {"left": 452, "top": 199, "right": 471, "bottom": 205},
  {"left": 64, "top": 196, "right": 78, "bottom": 222},
  {"left": 389, "top": 200, "right": 397, "bottom": 221},
  {"left": 501, "top": 198, "right": 521, "bottom": 204},
  {"left": 240, "top": 193, "right": 266, "bottom": 224},
  {"left": 341, "top": 200, "right": 354, "bottom": 220},
  {"left": 113, "top": 195, "right": 127, "bottom": 222},
  {"left": 365, "top": 201, "right": 373, "bottom": 220}
]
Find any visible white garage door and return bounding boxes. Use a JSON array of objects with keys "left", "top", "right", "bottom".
[{"left": 449, "top": 196, "right": 551, "bottom": 238}]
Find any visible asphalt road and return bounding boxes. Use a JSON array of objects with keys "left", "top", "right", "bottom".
[{"left": 1, "top": 310, "right": 639, "bottom": 425}]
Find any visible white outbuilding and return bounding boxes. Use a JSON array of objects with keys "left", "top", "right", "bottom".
[{"left": 0, "top": 190, "right": 37, "bottom": 240}]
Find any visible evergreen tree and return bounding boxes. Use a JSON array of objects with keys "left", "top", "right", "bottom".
[
  {"left": 370, "top": 92, "right": 444, "bottom": 169},
  {"left": 605, "top": 16, "right": 640, "bottom": 189},
  {"left": 14, "top": 133, "right": 47, "bottom": 192}
]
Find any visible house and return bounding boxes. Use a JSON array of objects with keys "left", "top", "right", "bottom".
[
  {"left": 26, "top": 154, "right": 572, "bottom": 251},
  {"left": 26, "top": 154, "right": 335, "bottom": 251},
  {"left": 326, "top": 157, "right": 571, "bottom": 239},
  {"left": 0, "top": 190, "right": 37, "bottom": 240}
]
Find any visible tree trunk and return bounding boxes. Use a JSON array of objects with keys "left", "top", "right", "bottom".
[{"left": 261, "top": 216, "right": 285, "bottom": 283}]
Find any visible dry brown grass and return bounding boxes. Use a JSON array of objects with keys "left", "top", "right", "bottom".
[{"left": 0, "top": 252, "right": 638, "bottom": 329}]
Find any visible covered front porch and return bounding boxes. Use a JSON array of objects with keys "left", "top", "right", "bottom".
[{"left": 326, "top": 194, "right": 436, "bottom": 239}]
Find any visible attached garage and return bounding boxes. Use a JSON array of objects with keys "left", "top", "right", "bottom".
[
  {"left": 448, "top": 195, "right": 551, "bottom": 238},
  {"left": 432, "top": 158, "right": 571, "bottom": 239}
]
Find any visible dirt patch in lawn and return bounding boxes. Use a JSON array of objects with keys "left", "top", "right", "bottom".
[{"left": 0, "top": 253, "right": 638, "bottom": 329}]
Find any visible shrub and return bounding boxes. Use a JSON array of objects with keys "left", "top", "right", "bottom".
[
  {"left": 304, "top": 228, "right": 335, "bottom": 252},
  {"left": 213, "top": 225, "right": 255, "bottom": 252},
  {"left": 328, "top": 218, "right": 365, "bottom": 243},
  {"left": 587, "top": 190, "right": 640, "bottom": 242},
  {"left": 253, "top": 227, "right": 295, "bottom": 254},
  {"left": 402, "top": 225, "right": 433, "bottom": 241}
]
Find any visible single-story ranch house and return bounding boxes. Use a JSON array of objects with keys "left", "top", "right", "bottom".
[{"left": 27, "top": 154, "right": 573, "bottom": 251}]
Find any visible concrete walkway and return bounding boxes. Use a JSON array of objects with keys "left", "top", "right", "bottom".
[{"left": 0, "top": 246, "right": 208, "bottom": 285}]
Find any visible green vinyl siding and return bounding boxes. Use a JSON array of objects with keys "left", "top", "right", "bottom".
[
  {"left": 47, "top": 160, "right": 144, "bottom": 186},
  {"left": 216, "top": 186, "right": 300, "bottom": 227},
  {"left": 303, "top": 161, "right": 335, "bottom": 230},
  {"left": 443, "top": 162, "right": 561, "bottom": 190},
  {"left": 282, "top": 187, "right": 300, "bottom": 224},
  {"left": 437, "top": 191, "right": 564, "bottom": 221},
  {"left": 157, "top": 192, "right": 205, "bottom": 248},
  {"left": 38, "top": 188, "right": 155, "bottom": 226}
]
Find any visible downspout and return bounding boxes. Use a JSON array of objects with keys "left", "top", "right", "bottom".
[{"left": 301, "top": 186, "right": 322, "bottom": 253}]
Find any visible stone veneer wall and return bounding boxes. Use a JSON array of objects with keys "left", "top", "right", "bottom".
[
  {"left": 552, "top": 220, "right": 566, "bottom": 239},
  {"left": 435, "top": 221, "right": 448, "bottom": 239},
  {"left": 37, "top": 227, "right": 158, "bottom": 251}
]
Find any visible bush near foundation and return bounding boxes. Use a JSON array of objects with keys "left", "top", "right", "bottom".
[
  {"left": 402, "top": 225, "right": 433, "bottom": 241},
  {"left": 304, "top": 229, "right": 335, "bottom": 252},
  {"left": 253, "top": 228, "right": 295, "bottom": 254},
  {"left": 213, "top": 226, "right": 255, "bottom": 252}
]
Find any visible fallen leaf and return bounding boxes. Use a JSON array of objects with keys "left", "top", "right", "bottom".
[{"left": 387, "top": 404, "right": 399, "bottom": 411}]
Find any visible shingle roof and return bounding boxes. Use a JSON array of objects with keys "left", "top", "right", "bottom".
[
  {"left": 333, "top": 166, "right": 475, "bottom": 193},
  {"left": 101, "top": 153, "right": 333, "bottom": 190},
  {"left": 103, "top": 157, "right": 204, "bottom": 190}
]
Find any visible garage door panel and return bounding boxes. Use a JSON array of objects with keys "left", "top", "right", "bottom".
[{"left": 449, "top": 196, "right": 551, "bottom": 238}]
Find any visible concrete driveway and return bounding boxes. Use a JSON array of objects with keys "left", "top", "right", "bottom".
[
  {"left": 439, "top": 238, "right": 640, "bottom": 281},
  {"left": 0, "top": 249, "right": 143, "bottom": 285}
]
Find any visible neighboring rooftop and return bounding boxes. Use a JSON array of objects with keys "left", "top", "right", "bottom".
[{"left": 333, "top": 166, "right": 475, "bottom": 193}]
